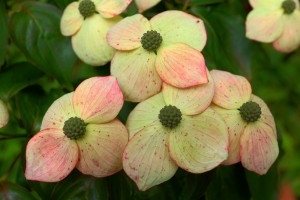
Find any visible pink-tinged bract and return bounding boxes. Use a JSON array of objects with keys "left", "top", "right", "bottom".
[
  {"left": 150, "top": 10, "right": 207, "bottom": 51},
  {"left": 246, "top": 0, "right": 300, "bottom": 53},
  {"left": 95, "top": 0, "right": 132, "bottom": 18},
  {"left": 76, "top": 120, "right": 128, "bottom": 177},
  {"left": 111, "top": 48, "right": 161, "bottom": 102},
  {"left": 60, "top": 2, "right": 83, "bottom": 36},
  {"left": 273, "top": 12, "right": 300, "bottom": 53},
  {"left": 73, "top": 76, "right": 124, "bottom": 124},
  {"left": 25, "top": 76, "right": 128, "bottom": 181},
  {"left": 124, "top": 74, "right": 229, "bottom": 190},
  {"left": 60, "top": 0, "right": 131, "bottom": 66},
  {"left": 25, "top": 129, "right": 78, "bottom": 182},
  {"left": 211, "top": 69, "right": 252, "bottom": 109},
  {"left": 0, "top": 99, "right": 9, "bottom": 128},
  {"left": 155, "top": 43, "right": 208, "bottom": 88},
  {"left": 168, "top": 108, "right": 228, "bottom": 173},
  {"left": 162, "top": 70, "right": 214, "bottom": 115},
  {"left": 107, "top": 14, "right": 150, "bottom": 50},
  {"left": 71, "top": 15, "right": 121, "bottom": 66},
  {"left": 135, "top": 0, "right": 161, "bottom": 13},
  {"left": 123, "top": 121, "right": 178, "bottom": 191},
  {"left": 107, "top": 11, "right": 208, "bottom": 102},
  {"left": 240, "top": 121, "right": 279, "bottom": 175},
  {"left": 211, "top": 70, "right": 279, "bottom": 174}
]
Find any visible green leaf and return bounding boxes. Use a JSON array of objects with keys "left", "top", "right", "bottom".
[
  {"left": 0, "top": 181, "right": 37, "bottom": 200},
  {"left": 14, "top": 86, "right": 64, "bottom": 133},
  {"left": 178, "top": 170, "right": 214, "bottom": 200},
  {"left": 0, "top": 62, "right": 44, "bottom": 100},
  {"left": 50, "top": 0, "right": 75, "bottom": 9},
  {"left": 205, "top": 165, "right": 251, "bottom": 200},
  {"left": 106, "top": 171, "right": 133, "bottom": 200},
  {"left": 9, "top": 2, "right": 77, "bottom": 90},
  {"left": 190, "top": 0, "right": 224, "bottom": 6},
  {"left": 245, "top": 162, "right": 279, "bottom": 200},
  {"left": 191, "top": 2, "right": 254, "bottom": 76},
  {"left": 49, "top": 171, "right": 109, "bottom": 200},
  {"left": 0, "top": 1, "right": 8, "bottom": 66}
]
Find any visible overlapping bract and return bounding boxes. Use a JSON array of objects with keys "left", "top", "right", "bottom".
[
  {"left": 23, "top": 3, "right": 281, "bottom": 190},
  {"left": 107, "top": 10, "right": 208, "bottom": 102},
  {"left": 246, "top": 0, "right": 300, "bottom": 53},
  {"left": 211, "top": 70, "right": 279, "bottom": 175},
  {"left": 135, "top": 0, "right": 161, "bottom": 12},
  {"left": 60, "top": 0, "right": 131, "bottom": 66},
  {"left": 25, "top": 76, "right": 128, "bottom": 182},
  {"left": 123, "top": 71, "right": 229, "bottom": 190}
]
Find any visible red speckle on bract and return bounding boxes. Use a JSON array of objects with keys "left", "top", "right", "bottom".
[
  {"left": 92, "top": 159, "right": 100, "bottom": 167},
  {"left": 134, "top": 176, "right": 139, "bottom": 181},
  {"left": 196, "top": 20, "right": 200, "bottom": 23}
]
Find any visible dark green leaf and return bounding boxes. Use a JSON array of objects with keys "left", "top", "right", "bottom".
[
  {"left": 117, "top": 101, "right": 137, "bottom": 124},
  {"left": 190, "top": 0, "right": 224, "bottom": 6},
  {"left": 50, "top": 172, "right": 109, "bottom": 200},
  {"left": 14, "top": 86, "right": 64, "bottom": 133},
  {"left": 245, "top": 160, "right": 279, "bottom": 200},
  {"left": 0, "top": 1, "right": 8, "bottom": 66},
  {"left": 206, "top": 165, "right": 251, "bottom": 200},
  {"left": 50, "top": 0, "right": 75, "bottom": 9},
  {"left": 106, "top": 171, "right": 133, "bottom": 200},
  {"left": 178, "top": 170, "right": 214, "bottom": 200},
  {"left": 191, "top": 2, "right": 254, "bottom": 76},
  {"left": 0, "top": 181, "right": 37, "bottom": 200},
  {"left": 0, "top": 62, "right": 44, "bottom": 100},
  {"left": 10, "top": 2, "right": 77, "bottom": 90}
]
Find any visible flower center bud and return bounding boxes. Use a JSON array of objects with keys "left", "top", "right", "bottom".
[
  {"left": 63, "top": 117, "right": 86, "bottom": 140},
  {"left": 282, "top": 0, "right": 296, "bottom": 14},
  {"left": 78, "top": 0, "right": 96, "bottom": 18},
  {"left": 141, "top": 30, "right": 163, "bottom": 52},
  {"left": 239, "top": 101, "right": 262, "bottom": 123},
  {"left": 159, "top": 105, "right": 182, "bottom": 129}
]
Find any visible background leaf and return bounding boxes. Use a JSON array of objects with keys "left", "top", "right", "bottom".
[
  {"left": 205, "top": 164, "right": 251, "bottom": 200},
  {"left": 0, "top": 1, "right": 8, "bottom": 67},
  {"left": 0, "top": 62, "right": 44, "bottom": 100},
  {"left": 0, "top": 181, "right": 37, "bottom": 200},
  {"left": 9, "top": 2, "right": 77, "bottom": 90}
]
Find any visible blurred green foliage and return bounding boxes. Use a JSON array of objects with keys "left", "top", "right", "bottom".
[{"left": 0, "top": 0, "right": 299, "bottom": 199}]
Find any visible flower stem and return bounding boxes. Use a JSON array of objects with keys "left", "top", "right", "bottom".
[{"left": 182, "top": 0, "right": 190, "bottom": 11}]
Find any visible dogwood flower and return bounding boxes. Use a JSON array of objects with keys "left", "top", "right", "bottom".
[
  {"left": 210, "top": 70, "right": 279, "bottom": 175},
  {"left": 135, "top": 0, "right": 161, "bottom": 13},
  {"left": 123, "top": 71, "right": 229, "bottom": 190},
  {"left": 25, "top": 76, "right": 128, "bottom": 182},
  {"left": 107, "top": 10, "right": 208, "bottom": 102},
  {"left": 246, "top": 0, "right": 300, "bottom": 53},
  {"left": 0, "top": 100, "right": 9, "bottom": 128},
  {"left": 60, "top": 0, "right": 131, "bottom": 66}
]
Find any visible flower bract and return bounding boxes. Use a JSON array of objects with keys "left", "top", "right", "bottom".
[
  {"left": 107, "top": 10, "right": 208, "bottom": 102},
  {"left": 25, "top": 76, "right": 128, "bottom": 182},
  {"left": 135, "top": 0, "right": 161, "bottom": 13},
  {"left": 246, "top": 0, "right": 300, "bottom": 53},
  {"left": 123, "top": 71, "right": 229, "bottom": 190},
  {"left": 210, "top": 70, "right": 279, "bottom": 175},
  {"left": 60, "top": 0, "right": 131, "bottom": 66},
  {"left": 0, "top": 100, "right": 9, "bottom": 128}
]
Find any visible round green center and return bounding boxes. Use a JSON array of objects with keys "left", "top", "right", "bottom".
[
  {"left": 78, "top": 0, "right": 96, "bottom": 18},
  {"left": 141, "top": 30, "right": 163, "bottom": 52},
  {"left": 239, "top": 101, "right": 262, "bottom": 123},
  {"left": 282, "top": 0, "right": 296, "bottom": 14},
  {"left": 159, "top": 105, "right": 182, "bottom": 128},
  {"left": 63, "top": 117, "right": 86, "bottom": 140}
]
